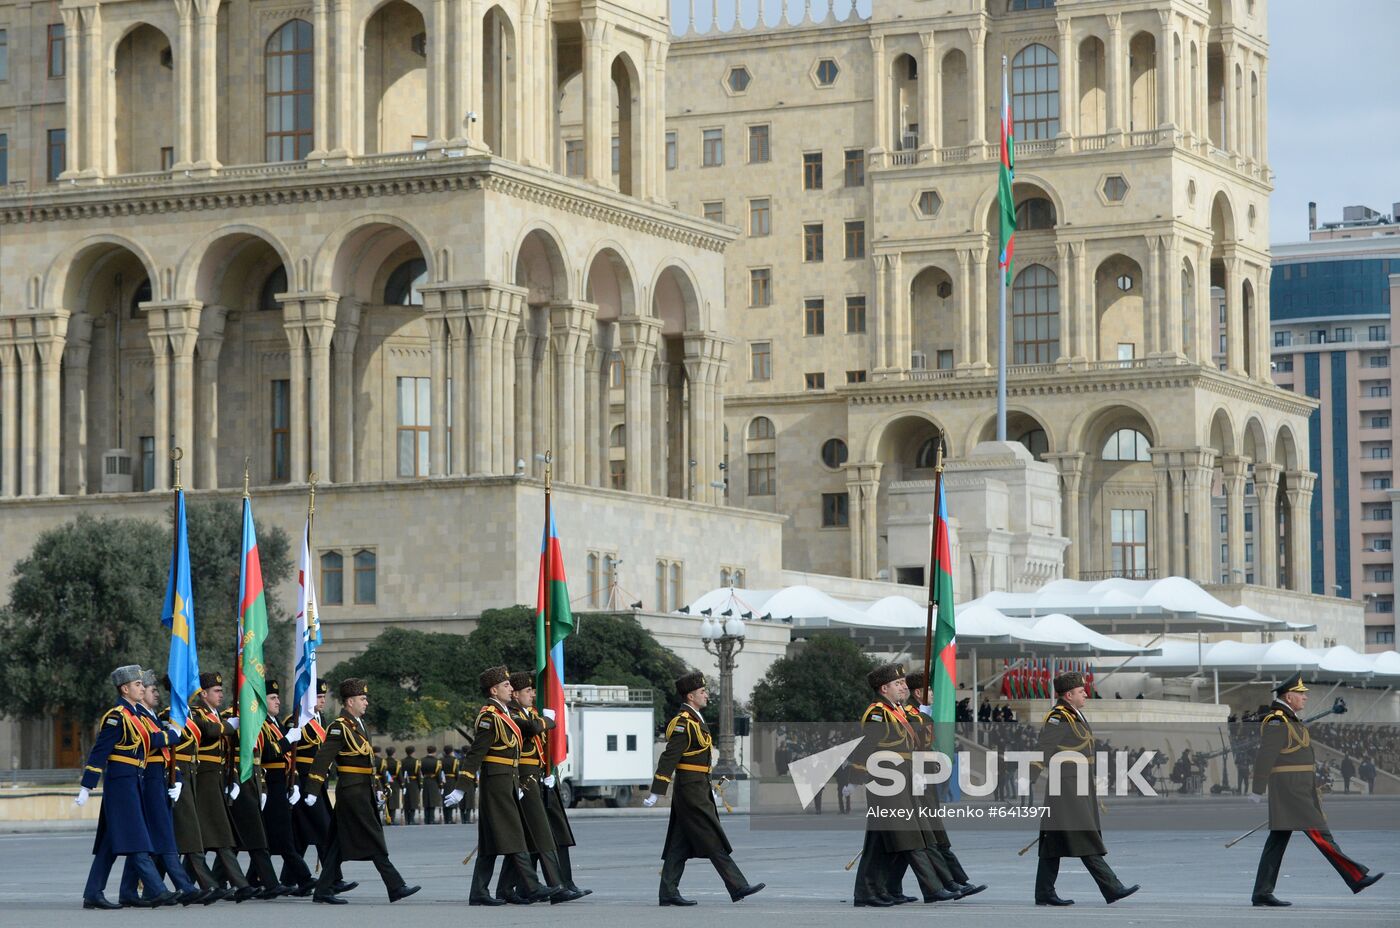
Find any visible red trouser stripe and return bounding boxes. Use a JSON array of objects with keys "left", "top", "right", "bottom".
[{"left": 1305, "top": 829, "right": 1364, "bottom": 884}]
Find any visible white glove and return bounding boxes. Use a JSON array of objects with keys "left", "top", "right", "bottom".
[
  {"left": 226, "top": 717, "right": 240, "bottom": 731},
  {"left": 516, "top": 788, "right": 525, "bottom": 800},
  {"left": 1016, "top": 776, "right": 1031, "bottom": 796},
  {"left": 643, "top": 793, "right": 659, "bottom": 807},
  {"left": 260, "top": 791, "right": 267, "bottom": 810},
  {"left": 168, "top": 782, "right": 183, "bottom": 803},
  {"left": 286, "top": 727, "right": 302, "bottom": 744},
  {"left": 376, "top": 790, "right": 385, "bottom": 805},
  {"left": 444, "top": 789, "right": 464, "bottom": 808},
  {"left": 304, "top": 793, "right": 318, "bottom": 807},
  {"left": 542, "top": 708, "right": 556, "bottom": 721},
  {"left": 75, "top": 787, "right": 90, "bottom": 807},
  {"left": 1249, "top": 792, "right": 1264, "bottom": 804},
  {"left": 543, "top": 775, "right": 556, "bottom": 788},
  {"left": 287, "top": 785, "right": 301, "bottom": 806},
  {"left": 912, "top": 773, "right": 928, "bottom": 795},
  {"left": 168, "top": 721, "right": 186, "bottom": 736},
  {"left": 227, "top": 782, "right": 240, "bottom": 801},
  {"left": 712, "top": 789, "right": 721, "bottom": 805}
]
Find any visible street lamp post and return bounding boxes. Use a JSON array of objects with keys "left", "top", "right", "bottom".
[{"left": 700, "top": 612, "right": 746, "bottom": 778}]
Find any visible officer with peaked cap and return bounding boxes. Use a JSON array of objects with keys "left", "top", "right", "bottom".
[
  {"left": 1029, "top": 671, "right": 1138, "bottom": 907},
  {"left": 1249, "top": 673, "right": 1384, "bottom": 906},
  {"left": 75, "top": 665, "right": 180, "bottom": 909},
  {"left": 644, "top": 670, "right": 765, "bottom": 906}
]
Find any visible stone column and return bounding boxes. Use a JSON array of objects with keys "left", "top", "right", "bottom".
[
  {"left": 515, "top": 326, "right": 537, "bottom": 472},
  {"left": 331, "top": 0, "right": 355, "bottom": 156},
  {"left": 972, "top": 246, "right": 989, "bottom": 368},
  {"left": 872, "top": 253, "right": 889, "bottom": 373},
  {"left": 1072, "top": 241, "right": 1091, "bottom": 359},
  {"left": 1222, "top": 455, "right": 1248, "bottom": 581},
  {"left": 581, "top": 17, "right": 611, "bottom": 184},
  {"left": 1163, "top": 237, "right": 1183, "bottom": 357},
  {"left": 1258, "top": 63, "right": 1269, "bottom": 165},
  {"left": 549, "top": 302, "right": 595, "bottom": 483},
  {"left": 1196, "top": 240, "right": 1213, "bottom": 362},
  {"left": 845, "top": 462, "right": 883, "bottom": 579},
  {"left": 144, "top": 326, "right": 170, "bottom": 492},
  {"left": 495, "top": 303, "right": 521, "bottom": 475},
  {"left": 428, "top": 0, "right": 449, "bottom": 146},
  {"left": 196, "top": 307, "right": 226, "bottom": 489},
  {"left": 956, "top": 249, "right": 973, "bottom": 369},
  {"left": 619, "top": 316, "right": 661, "bottom": 494},
  {"left": 173, "top": 0, "right": 195, "bottom": 169},
  {"left": 1169, "top": 464, "right": 1188, "bottom": 576},
  {"left": 62, "top": 317, "right": 93, "bottom": 494},
  {"left": 1106, "top": 14, "right": 1124, "bottom": 136},
  {"left": 1056, "top": 241, "right": 1073, "bottom": 362},
  {"left": 331, "top": 300, "right": 360, "bottom": 483},
  {"left": 82, "top": 5, "right": 105, "bottom": 176},
  {"left": 1256, "top": 266, "right": 1274, "bottom": 383},
  {"left": 1225, "top": 254, "right": 1244, "bottom": 374},
  {"left": 0, "top": 339, "right": 16, "bottom": 496},
  {"left": 463, "top": 283, "right": 526, "bottom": 475},
  {"left": 36, "top": 327, "right": 67, "bottom": 497},
  {"left": 304, "top": 299, "right": 336, "bottom": 479},
  {"left": 1150, "top": 452, "right": 1173, "bottom": 578},
  {"left": 1285, "top": 470, "right": 1316, "bottom": 594},
  {"left": 1223, "top": 43, "right": 1239, "bottom": 153},
  {"left": 870, "top": 34, "right": 888, "bottom": 157},
  {"left": 920, "top": 32, "right": 938, "bottom": 152},
  {"left": 426, "top": 297, "right": 450, "bottom": 477},
  {"left": 163, "top": 304, "right": 202, "bottom": 483},
  {"left": 282, "top": 315, "right": 308, "bottom": 485},
  {"left": 1254, "top": 462, "right": 1281, "bottom": 589},
  {"left": 969, "top": 26, "right": 987, "bottom": 149},
  {"left": 1145, "top": 236, "right": 1162, "bottom": 356},
  {"left": 639, "top": 37, "right": 658, "bottom": 198},
  {"left": 59, "top": 7, "right": 82, "bottom": 178},
  {"left": 1158, "top": 9, "right": 1176, "bottom": 129},
  {"left": 683, "top": 332, "right": 727, "bottom": 504},
  {"left": 1056, "top": 16, "right": 1076, "bottom": 139},
  {"left": 584, "top": 342, "right": 605, "bottom": 486},
  {"left": 1183, "top": 448, "right": 1218, "bottom": 583},
  {"left": 530, "top": 333, "right": 548, "bottom": 476},
  {"left": 17, "top": 340, "right": 38, "bottom": 496},
  {"left": 193, "top": 0, "right": 221, "bottom": 169},
  {"left": 310, "top": 0, "right": 330, "bottom": 157},
  {"left": 651, "top": 359, "right": 669, "bottom": 496},
  {"left": 1047, "top": 452, "right": 1086, "bottom": 578}
]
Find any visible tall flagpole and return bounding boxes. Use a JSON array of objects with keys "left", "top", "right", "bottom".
[
  {"left": 996, "top": 54, "right": 1009, "bottom": 442},
  {"left": 921, "top": 440, "right": 946, "bottom": 690},
  {"left": 541, "top": 449, "right": 555, "bottom": 769}
]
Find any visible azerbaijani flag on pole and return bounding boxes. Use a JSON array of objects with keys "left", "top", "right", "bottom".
[
  {"left": 997, "top": 62, "right": 1017, "bottom": 285},
  {"left": 292, "top": 518, "right": 322, "bottom": 730},
  {"left": 235, "top": 496, "right": 270, "bottom": 783},
  {"left": 930, "top": 471, "right": 958, "bottom": 797},
  {"left": 535, "top": 500, "right": 575, "bottom": 770},
  {"left": 161, "top": 487, "right": 200, "bottom": 729}
]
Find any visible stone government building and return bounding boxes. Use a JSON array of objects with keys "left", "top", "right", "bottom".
[{"left": 0, "top": 0, "right": 1349, "bottom": 762}]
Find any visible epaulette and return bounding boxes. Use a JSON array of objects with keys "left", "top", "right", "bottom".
[
  {"left": 862, "top": 703, "right": 885, "bottom": 724},
  {"left": 100, "top": 707, "right": 122, "bottom": 728}
]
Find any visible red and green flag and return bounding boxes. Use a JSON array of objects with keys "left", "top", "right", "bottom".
[
  {"left": 997, "top": 63, "right": 1017, "bottom": 285},
  {"left": 930, "top": 475, "right": 957, "bottom": 764},
  {"left": 235, "top": 496, "right": 270, "bottom": 783},
  {"left": 535, "top": 501, "right": 575, "bottom": 770}
]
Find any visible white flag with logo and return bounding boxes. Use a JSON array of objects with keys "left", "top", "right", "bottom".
[{"left": 293, "top": 520, "right": 322, "bottom": 727}]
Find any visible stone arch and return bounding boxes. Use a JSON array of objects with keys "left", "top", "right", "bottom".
[
  {"left": 482, "top": 3, "right": 519, "bottom": 158},
  {"left": 940, "top": 48, "right": 968, "bottom": 146},
  {"left": 975, "top": 173, "right": 1066, "bottom": 233},
  {"left": 1078, "top": 34, "right": 1107, "bottom": 135},
  {"left": 112, "top": 22, "right": 178, "bottom": 174},
  {"left": 1128, "top": 31, "right": 1158, "bottom": 130},
  {"left": 1241, "top": 415, "right": 1268, "bottom": 463},
  {"left": 313, "top": 213, "right": 436, "bottom": 296},
  {"left": 583, "top": 243, "right": 638, "bottom": 321},
  {"left": 512, "top": 223, "right": 572, "bottom": 304},
  {"left": 175, "top": 225, "right": 295, "bottom": 303},
  {"left": 44, "top": 235, "right": 160, "bottom": 312},
  {"left": 1065, "top": 397, "right": 1160, "bottom": 453},
  {"left": 1208, "top": 405, "right": 1237, "bottom": 457},
  {"left": 909, "top": 263, "right": 957, "bottom": 369},
  {"left": 610, "top": 50, "right": 643, "bottom": 195},
  {"left": 361, "top": 0, "right": 430, "bottom": 155},
  {"left": 1077, "top": 403, "right": 1158, "bottom": 578},
  {"left": 890, "top": 51, "right": 920, "bottom": 150},
  {"left": 1094, "top": 253, "right": 1146, "bottom": 362},
  {"left": 1274, "top": 423, "right": 1301, "bottom": 471},
  {"left": 651, "top": 262, "right": 704, "bottom": 335},
  {"left": 970, "top": 406, "right": 1055, "bottom": 460},
  {"left": 1242, "top": 276, "right": 1257, "bottom": 376},
  {"left": 863, "top": 409, "right": 953, "bottom": 468}
]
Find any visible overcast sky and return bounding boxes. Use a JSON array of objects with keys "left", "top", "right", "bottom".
[{"left": 673, "top": 2, "right": 1399, "bottom": 245}]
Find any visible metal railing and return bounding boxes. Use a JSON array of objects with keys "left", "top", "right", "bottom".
[
  {"left": 1077, "top": 568, "right": 1160, "bottom": 581},
  {"left": 2, "top": 768, "right": 81, "bottom": 787}
]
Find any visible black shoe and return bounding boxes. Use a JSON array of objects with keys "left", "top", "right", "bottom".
[
  {"left": 388, "top": 885, "right": 420, "bottom": 903},
  {"left": 313, "top": 894, "right": 348, "bottom": 905},
  {"left": 1354, "top": 872, "right": 1385, "bottom": 894},
  {"left": 550, "top": 889, "right": 586, "bottom": 904},
  {"left": 469, "top": 896, "right": 508, "bottom": 906},
  {"left": 255, "top": 886, "right": 281, "bottom": 900},
  {"left": 528, "top": 886, "right": 564, "bottom": 903},
  {"left": 290, "top": 882, "right": 316, "bottom": 898},
  {"left": 1036, "top": 895, "right": 1075, "bottom": 906},
  {"left": 730, "top": 882, "right": 766, "bottom": 902},
  {"left": 1106, "top": 884, "right": 1139, "bottom": 905},
  {"left": 233, "top": 885, "right": 260, "bottom": 903},
  {"left": 891, "top": 893, "right": 916, "bottom": 904},
  {"left": 924, "top": 889, "right": 958, "bottom": 902},
  {"left": 82, "top": 896, "right": 122, "bottom": 910},
  {"left": 1252, "top": 893, "right": 1292, "bottom": 907},
  {"left": 569, "top": 887, "right": 593, "bottom": 897},
  {"left": 201, "top": 887, "right": 227, "bottom": 904},
  {"left": 957, "top": 882, "right": 987, "bottom": 898},
  {"left": 334, "top": 880, "right": 359, "bottom": 894},
  {"left": 502, "top": 892, "right": 533, "bottom": 905},
  {"left": 177, "top": 889, "right": 206, "bottom": 906},
  {"left": 118, "top": 898, "right": 156, "bottom": 909},
  {"left": 854, "top": 897, "right": 894, "bottom": 907},
  {"left": 660, "top": 895, "right": 698, "bottom": 906}
]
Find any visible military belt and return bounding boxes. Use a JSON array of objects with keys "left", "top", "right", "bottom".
[
  {"left": 1271, "top": 764, "right": 1313, "bottom": 774},
  {"left": 338, "top": 765, "right": 374, "bottom": 775},
  {"left": 109, "top": 754, "right": 145, "bottom": 768},
  {"left": 676, "top": 763, "right": 711, "bottom": 773},
  {"left": 197, "top": 753, "right": 223, "bottom": 763},
  {"left": 484, "top": 756, "right": 517, "bottom": 766},
  {"left": 174, "top": 753, "right": 196, "bottom": 763},
  {"left": 262, "top": 761, "right": 286, "bottom": 770},
  {"left": 518, "top": 757, "right": 542, "bottom": 766}
]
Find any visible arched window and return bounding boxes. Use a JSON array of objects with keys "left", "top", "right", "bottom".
[
  {"left": 1102, "top": 429, "right": 1152, "bottom": 461},
  {"left": 353, "top": 549, "right": 377, "bottom": 604},
  {"left": 1017, "top": 428, "right": 1049, "bottom": 459},
  {"left": 265, "top": 20, "right": 314, "bottom": 162},
  {"left": 320, "top": 551, "right": 343, "bottom": 605},
  {"left": 259, "top": 266, "right": 288, "bottom": 312},
  {"left": 129, "top": 278, "right": 153, "bottom": 319},
  {"left": 1011, "top": 44, "right": 1060, "bottom": 140},
  {"left": 748, "top": 417, "right": 776, "bottom": 441},
  {"left": 1015, "top": 196, "right": 1057, "bottom": 230},
  {"left": 384, "top": 258, "right": 427, "bottom": 306},
  {"left": 914, "top": 435, "right": 945, "bottom": 468},
  {"left": 1011, "top": 265, "right": 1060, "bottom": 363},
  {"left": 610, "top": 424, "right": 626, "bottom": 448}
]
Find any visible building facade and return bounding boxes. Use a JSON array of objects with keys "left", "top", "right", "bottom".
[
  {"left": 665, "top": 0, "right": 1313, "bottom": 591},
  {"left": 1268, "top": 202, "right": 1400, "bottom": 651}
]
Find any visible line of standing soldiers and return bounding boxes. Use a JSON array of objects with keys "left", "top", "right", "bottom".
[{"left": 375, "top": 743, "right": 472, "bottom": 825}]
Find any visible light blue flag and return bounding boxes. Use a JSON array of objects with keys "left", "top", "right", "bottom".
[{"left": 161, "top": 488, "right": 200, "bottom": 727}]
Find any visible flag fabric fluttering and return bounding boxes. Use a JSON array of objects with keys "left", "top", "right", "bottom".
[
  {"left": 161, "top": 487, "right": 200, "bottom": 729},
  {"left": 292, "top": 518, "right": 322, "bottom": 730},
  {"left": 929, "top": 470, "right": 959, "bottom": 800},
  {"left": 997, "top": 63, "right": 1017, "bottom": 285},
  {"left": 535, "top": 504, "right": 576, "bottom": 770},
  {"left": 235, "top": 496, "right": 271, "bottom": 783}
]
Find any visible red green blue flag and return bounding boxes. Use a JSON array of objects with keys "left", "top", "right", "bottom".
[
  {"left": 236, "top": 496, "right": 270, "bottom": 783},
  {"left": 930, "top": 475, "right": 958, "bottom": 798},
  {"left": 535, "top": 504, "right": 575, "bottom": 770},
  {"left": 997, "top": 63, "right": 1017, "bottom": 285}
]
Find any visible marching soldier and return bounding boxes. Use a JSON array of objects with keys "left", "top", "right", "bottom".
[
  {"left": 1028, "top": 671, "right": 1139, "bottom": 907},
  {"left": 286, "top": 678, "right": 333, "bottom": 868},
  {"left": 884, "top": 671, "right": 986, "bottom": 903},
  {"left": 849, "top": 662, "right": 927, "bottom": 907},
  {"left": 260, "top": 681, "right": 314, "bottom": 894},
  {"left": 1249, "top": 673, "right": 1384, "bottom": 906},
  {"left": 441, "top": 747, "right": 459, "bottom": 823},
  {"left": 157, "top": 676, "right": 222, "bottom": 898},
  {"left": 402, "top": 745, "right": 421, "bottom": 824},
  {"left": 384, "top": 746, "right": 402, "bottom": 825},
  {"left": 118, "top": 671, "right": 209, "bottom": 906},
  {"left": 643, "top": 671, "right": 764, "bottom": 906},
  {"left": 75, "top": 665, "right": 181, "bottom": 910},
  {"left": 493, "top": 672, "right": 584, "bottom": 904},
  {"left": 189, "top": 672, "right": 257, "bottom": 902},
  {"left": 302, "top": 678, "right": 421, "bottom": 905},
  {"left": 219, "top": 701, "right": 283, "bottom": 896},
  {"left": 421, "top": 745, "right": 442, "bottom": 824},
  {"left": 445, "top": 666, "right": 563, "bottom": 905}
]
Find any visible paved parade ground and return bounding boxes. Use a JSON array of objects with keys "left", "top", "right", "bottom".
[{"left": 2, "top": 809, "right": 1397, "bottom": 927}]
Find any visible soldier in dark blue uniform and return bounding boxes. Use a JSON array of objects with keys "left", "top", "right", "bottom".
[
  {"left": 76, "top": 665, "right": 179, "bottom": 910},
  {"left": 1250, "top": 674, "right": 1385, "bottom": 906}
]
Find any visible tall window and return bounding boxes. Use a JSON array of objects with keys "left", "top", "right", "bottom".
[
  {"left": 803, "top": 223, "right": 824, "bottom": 262},
  {"left": 265, "top": 20, "right": 314, "bottom": 162},
  {"left": 1011, "top": 265, "right": 1060, "bottom": 363},
  {"left": 822, "top": 492, "right": 850, "bottom": 527},
  {"left": 611, "top": 136, "right": 620, "bottom": 175},
  {"left": 703, "top": 200, "right": 724, "bottom": 224},
  {"left": 271, "top": 380, "right": 290, "bottom": 482},
  {"left": 1110, "top": 509, "right": 1148, "bottom": 579},
  {"left": 803, "top": 152, "right": 823, "bottom": 189},
  {"left": 397, "top": 376, "right": 431, "bottom": 477},
  {"left": 565, "top": 139, "right": 584, "bottom": 176},
  {"left": 748, "top": 197, "right": 770, "bottom": 236},
  {"left": 804, "top": 298, "right": 825, "bottom": 336},
  {"left": 1011, "top": 43, "right": 1060, "bottom": 140},
  {"left": 609, "top": 460, "right": 626, "bottom": 489},
  {"left": 750, "top": 341, "right": 772, "bottom": 381},
  {"left": 844, "top": 221, "right": 866, "bottom": 259},
  {"left": 749, "top": 268, "right": 772, "bottom": 306},
  {"left": 748, "top": 124, "right": 770, "bottom": 163},
  {"left": 655, "top": 559, "right": 683, "bottom": 611},
  {"left": 47, "top": 24, "right": 64, "bottom": 78},
  {"left": 353, "top": 549, "right": 377, "bottom": 604},
  {"left": 47, "top": 129, "right": 65, "bottom": 182},
  {"left": 844, "top": 148, "right": 865, "bottom": 187},
  {"left": 321, "top": 551, "right": 344, "bottom": 605},
  {"left": 748, "top": 453, "right": 776, "bottom": 495},
  {"left": 702, "top": 128, "right": 724, "bottom": 166},
  {"left": 0, "top": 133, "right": 8, "bottom": 185},
  {"left": 587, "top": 552, "right": 602, "bottom": 607},
  {"left": 0, "top": 30, "right": 9, "bottom": 82},
  {"left": 608, "top": 352, "right": 624, "bottom": 388},
  {"left": 846, "top": 295, "right": 867, "bottom": 333},
  {"left": 665, "top": 130, "right": 677, "bottom": 169},
  {"left": 140, "top": 436, "right": 156, "bottom": 491}
]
